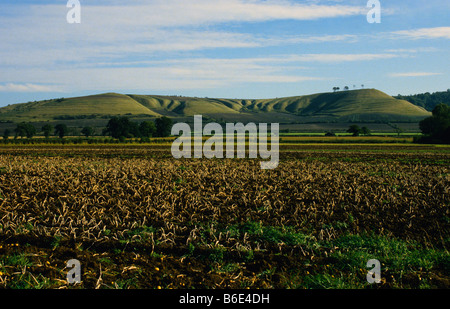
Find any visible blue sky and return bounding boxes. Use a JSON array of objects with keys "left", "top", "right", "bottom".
[{"left": 0, "top": 0, "right": 449, "bottom": 106}]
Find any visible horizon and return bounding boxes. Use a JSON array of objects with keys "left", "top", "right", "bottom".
[{"left": 0, "top": 0, "right": 449, "bottom": 107}]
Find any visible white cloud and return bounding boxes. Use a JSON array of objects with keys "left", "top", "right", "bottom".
[
  {"left": 4, "top": 53, "right": 401, "bottom": 93},
  {"left": 1, "top": 1, "right": 446, "bottom": 98},
  {"left": 389, "top": 72, "right": 443, "bottom": 77},
  {"left": 2, "top": 56, "right": 325, "bottom": 92},
  {"left": 0, "top": 1, "right": 364, "bottom": 69},
  {"left": 391, "top": 27, "right": 450, "bottom": 40},
  {"left": 0, "top": 18, "right": 362, "bottom": 69},
  {"left": 78, "top": 0, "right": 366, "bottom": 27},
  {"left": 384, "top": 47, "right": 440, "bottom": 53},
  {"left": 277, "top": 34, "right": 359, "bottom": 44},
  {"left": 286, "top": 53, "right": 399, "bottom": 63},
  {"left": 0, "top": 83, "right": 62, "bottom": 92}
]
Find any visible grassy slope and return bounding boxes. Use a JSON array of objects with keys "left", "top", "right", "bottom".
[
  {"left": 128, "top": 94, "right": 241, "bottom": 116},
  {"left": 250, "top": 89, "right": 430, "bottom": 117},
  {"left": 0, "top": 89, "right": 431, "bottom": 123},
  {"left": 0, "top": 93, "right": 162, "bottom": 121},
  {"left": 128, "top": 89, "right": 430, "bottom": 117},
  {"left": 309, "top": 89, "right": 431, "bottom": 117}
]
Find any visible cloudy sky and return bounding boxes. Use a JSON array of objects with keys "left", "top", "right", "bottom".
[{"left": 0, "top": 0, "right": 449, "bottom": 106}]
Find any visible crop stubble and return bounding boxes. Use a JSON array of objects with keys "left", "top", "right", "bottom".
[{"left": 0, "top": 145, "right": 448, "bottom": 288}]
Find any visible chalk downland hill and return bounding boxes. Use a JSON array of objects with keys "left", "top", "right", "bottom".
[{"left": 0, "top": 89, "right": 431, "bottom": 123}]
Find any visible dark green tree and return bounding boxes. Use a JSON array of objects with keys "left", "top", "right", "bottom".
[
  {"left": 81, "top": 126, "right": 94, "bottom": 138},
  {"left": 347, "top": 124, "right": 361, "bottom": 136},
  {"left": 104, "top": 116, "right": 139, "bottom": 139},
  {"left": 42, "top": 124, "right": 54, "bottom": 138},
  {"left": 139, "top": 121, "right": 156, "bottom": 138},
  {"left": 14, "top": 123, "right": 26, "bottom": 138},
  {"left": 54, "top": 124, "right": 68, "bottom": 139},
  {"left": 418, "top": 104, "right": 450, "bottom": 144},
  {"left": 2, "top": 129, "right": 10, "bottom": 140},
  {"left": 26, "top": 125, "right": 36, "bottom": 138},
  {"left": 155, "top": 116, "right": 173, "bottom": 137},
  {"left": 361, "top": 126, "right": 371, "bottom": 136},
  {"left": 127, "top": 121, "right": 140, "bottom": 138},
  {"left": 15, "top": 122, "right": 36, "bottom": 138},
  {"left": 105, "top": 117, "right": 122, "bottom": 139}
]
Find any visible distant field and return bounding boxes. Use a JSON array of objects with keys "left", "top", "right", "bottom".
[
  {"left": 279, "top": 135, "right": 415, "bottom": 144},
  {"left": 280, "top": 132, "right": 422, "bottom": 136},
  {"left": 0, "top": 133, "right": 421, "bottom": 144}
]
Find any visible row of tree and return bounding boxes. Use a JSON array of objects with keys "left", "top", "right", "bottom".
[
  {"left": 333, "top": 85, "right": 364, "bottom": 92},
  {"left": 2, "top": 116, "right": 173, "bottom": 140},
  {"left": 3, "top": 123, "right": 71, "bottom": 139},
  {"left": 103, "top": 116, "right": 172, "bottom": 139}
]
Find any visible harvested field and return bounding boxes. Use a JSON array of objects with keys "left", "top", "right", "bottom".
[{"left": 0, "top": 144, "right": 448, "bottom": 289}]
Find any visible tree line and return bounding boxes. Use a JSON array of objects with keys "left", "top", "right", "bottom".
[
  {"left": 395, "top": 89, "right": 450, "bottom": 112},
  {"left": 3, "top": 123, "right": 71, "bottom": 139},
  {"left": 416, "top": 103, "right": 450, "bottom": 144},
  {"left": 102, "top": 116, "right": 172, "bottom": 140},
  {"left": 2, "top": 116, "right": 173, "bottom": 140}
]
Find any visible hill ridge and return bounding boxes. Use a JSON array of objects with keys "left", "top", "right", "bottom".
[{"left": 0, "top": 89, "right": 431, "bottom": 123}]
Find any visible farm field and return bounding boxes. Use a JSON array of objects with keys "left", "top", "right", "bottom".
[{"left": 0, "top": 143, "right": 449, "bottom": 289}]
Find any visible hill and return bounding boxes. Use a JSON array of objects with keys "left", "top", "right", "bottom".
[
  {"left": 0, "top": 93, "right": 162, "bottom": 122},
  {"left": 0, "top": 89, "right": 431, "bottom": 124}
]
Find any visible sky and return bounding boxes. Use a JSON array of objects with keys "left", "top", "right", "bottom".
[{"left": 0, "top": 0, "right": 449, "bottom": 106}]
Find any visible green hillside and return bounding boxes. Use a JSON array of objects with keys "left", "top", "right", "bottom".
[
  {"left": 0, "top": 89, "right": 431, "bottom": 123},
  {"left": 127, "top": 89, "right": 430, "bottom": 120},
  {"left": 296, "top": 89, "right": 431, "bottom": 119},
  {"left": 0, "top": 93, "right": 162, "bottom": 122},
  {"left": 127, "top": 95, "right": 241, "bottom": 116}
]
